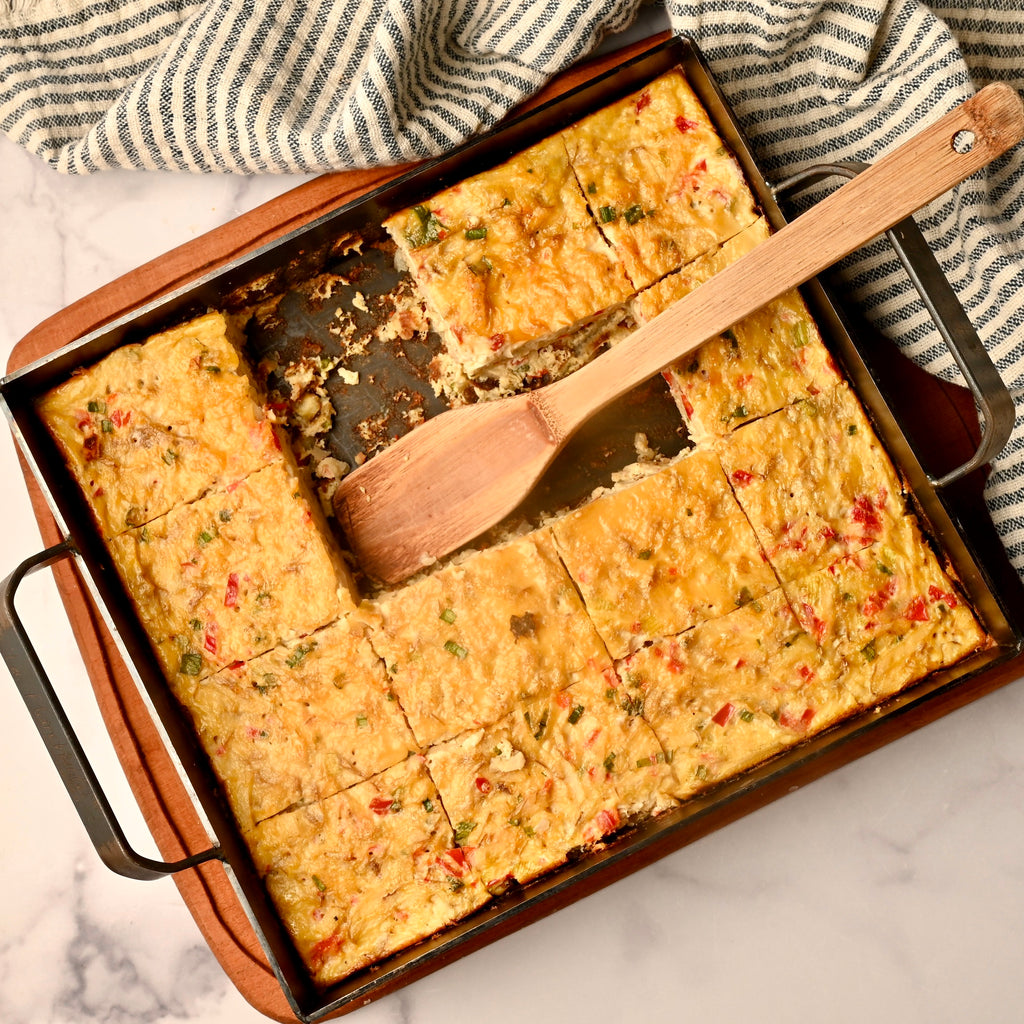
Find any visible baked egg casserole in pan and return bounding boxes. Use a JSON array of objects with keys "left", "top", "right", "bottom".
[{"left": 3, "top": 36, "right": 1021, "bottom": 1022}]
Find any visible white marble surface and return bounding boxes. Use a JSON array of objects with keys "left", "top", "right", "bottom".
[{"left": 3, "top": 18, "right": 1024, "bottom": 1024}]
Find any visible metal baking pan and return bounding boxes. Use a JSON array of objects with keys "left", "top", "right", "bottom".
[{"left": 2, "top": 35, "right": 1023, "bottom": 1023}]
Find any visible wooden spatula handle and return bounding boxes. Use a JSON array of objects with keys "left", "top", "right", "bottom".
[{"left": 540, "top": 82, "right": 1024, "bottom": 435}]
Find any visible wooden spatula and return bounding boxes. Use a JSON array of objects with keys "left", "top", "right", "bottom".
[{"left": 335, "top": 83, "right": 1024, "bottom": 584}]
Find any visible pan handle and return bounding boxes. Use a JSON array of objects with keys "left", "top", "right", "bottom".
[
  {"left": 0, "top": 541, "right": 222, "bottom": 880},
  {"left": 775, "top": 162, "right": 1016, "bottom": 487}
]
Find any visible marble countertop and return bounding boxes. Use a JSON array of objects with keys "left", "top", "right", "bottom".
[{"left": 2, "top": 20, "right": 1024, "bottom": 1024}]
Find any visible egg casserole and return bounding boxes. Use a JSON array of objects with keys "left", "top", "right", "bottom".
[
  {"left": 561, "top": 66, "right": 760, "bottom": 290},
  {"left": 177, "top": 618, "right": 416, "bottom": 832},
  {"left": 35, "top": 61, "right": 992, "bottom": 993},
  {"left": 632, "top": 218, "right": 842, "bottom": 442},
  {"left": 384, "top": 65, "right": 759, "bottom": 387},
  {"left": 619, "top": 588, "right": 856, "bottom": 798},
  {"left": 383, "top": 132, "right": 634, "bottom": 382},
  {"left": 717, "top": 382, "right": 907, "bottom": 582},
  {"left": 550, "top": 448, "right": 777, "bottom": 659},
  {"left": 107, "top": 460, "right": 357, "bottom": 686},
  {"left": 364, "top": 528, "right": 609, "bottom": 747},
  {"left": 36, "top": 312, "right": 282, "bottom": 539},
  {"left": 247, "top": 755, "right": 490, "bottom": 987}
]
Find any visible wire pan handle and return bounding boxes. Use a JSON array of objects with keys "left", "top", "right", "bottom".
[
  {"left": 775, "top": 161, "right": 1015, "bottom": 487},
  {"left": 0, "top": 541, "right": 222, "bottom": 880}
]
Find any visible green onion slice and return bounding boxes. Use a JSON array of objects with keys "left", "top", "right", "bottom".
[
  {"left": 179, "top": 652, "right": 203, "bottom": 676},
  {"left": 443, "top": 639, "right": 469, "bottom": 659},
  {"left": 454, "top": 820, "right": 477, "bottom": 844}
]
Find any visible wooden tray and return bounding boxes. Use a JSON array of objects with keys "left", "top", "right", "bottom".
[{"left": 8, "top": 32, "right": 1024, "bottom": 1022}]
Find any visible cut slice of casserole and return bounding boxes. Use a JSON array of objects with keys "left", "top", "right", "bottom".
[
  {"left": 366, "top": 528, "right": 610, "bottom": 747},
  {"left": 550, "top": 448, "right": 777, "bottom": 659},
  {"left": 383, "top": 132, "right": 634, "bottom": 382},
  {"left": 717, "top": 383, "right": 906, "bottom": 582},
  {"left": 426, "top": 665, "right": 675, "bottom": 892},
  {"left": 562, "top": 66, "right": 761, "bottom": 291},
  {"left": 620, "top": 588, "right": 855, "bottom": 799},
  {"left": 633, "top": 218, "right": 843, "bottom": 441},
  {"left": 37, "top": 311, "right": 282, "bottom": 538},
  {"left": 425, "top": 711, "right": 589, "bottom": 892},
  {"left": 108, "top": 460, "right": 358, "bottom": 686},
  {"left": 178, "top": 618, "right": 416, "bottom": 832},
  {"left": 783, "top": 515, "right": 988, "bottom": 706},
  {"left": 248, "top": 755, "right": 490, "bottom": 987}
]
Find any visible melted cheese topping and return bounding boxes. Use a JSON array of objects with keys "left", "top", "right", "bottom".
[
  {"left": 367, "top": 529, "right": 610, "bottom": 747},
  {"left": 551, "top": 449, "right": 777, "bottom": 658},
  {"left": 784, "top": 516, "right": 988, "bottom": 705},
  {"left": 179, "top": 618, "right": 416, "bottom": 832},
  {"left": 634, "top": 219, "right": 843, "bottom": 441},
  {"left": 37, "top": 312, "right": 282, "bottom": 538},
  {"left": 248, "top": 756, "right": 489, "bottom": 987},
  {"left": 717, "top": 383, "right": 906, "bottom": 582},
  {"left": 109, "top": 461, "right": 356, "bottom": 684},
  {"left": 384, "top": 132, "right": 633, "bottom": 378},
  {"left": 562, "top": 67, "right": 760, "bottom": 290},
  {"left": 621, "top": 589, "right": 855, "bottom": 798}
]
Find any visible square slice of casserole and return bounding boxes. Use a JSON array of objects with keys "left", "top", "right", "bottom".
[
  {"left": 562, "top": 66, "right": 761, "bottom": 291},
  {"left": 177, "top": 618, "right": 416, "bottom": 832},
  {"left": 248, "top": 755, "right": 490, "bottom": 987},
  {"left": 425, "top": 712, "right": 588, "bottom": 892},
  {"left": 366, "top": 528, "right": 610, "bottom": 747},
  {"left": 383, "top": 132, "right": 634, "bottom": 381},
  {"left": 717, "top": 382, "right": 906, "bottom": 582},
  {"left": 37, "top": 312, "right": 282, "bottom": 538},
  {"left": 109, "top": 461, "right": 358, "bottom": 686},
  {"left": 633, "top": 218, "right": 843, "bottom": 441},
  {"left": 426, "top": 666, "right": 675, "bottom": 891},
  {"left": 619, "top": 588, "right": 855, "bottom": 799},
  {"left": 519, "top": 666, "right": 678, "bottom": 833},
  {"left": 550, "top": 449, "right": 777, "bottom": 659},
  {"left": 784, "top": 515, "right": 988, "bottom": 706}
]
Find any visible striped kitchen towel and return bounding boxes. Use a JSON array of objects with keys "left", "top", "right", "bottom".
[{"left": 2, "top": 0, "right": 1023, "bottom": 577}]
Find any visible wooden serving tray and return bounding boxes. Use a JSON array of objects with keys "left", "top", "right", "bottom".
[{"left": 8, "top": 32, "right": 1024, "bottom": 1022}]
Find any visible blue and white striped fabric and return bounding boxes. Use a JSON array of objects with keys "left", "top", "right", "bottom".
[
  {"left": 2, "top": 0, "right": 1023, "bottom": 578},
  {"left": 0, "top": 0, "right": 639, "bottom": 173}
]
